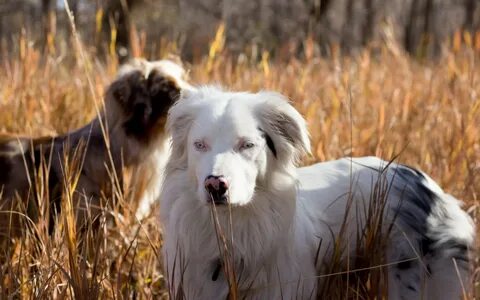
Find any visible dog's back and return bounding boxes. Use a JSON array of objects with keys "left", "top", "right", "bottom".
[
  {"left": 297, "top": 157, "right": 474, "bottom": 299},
  {"left": 0, "top": 135, "right": 56, "bottom": 237}
]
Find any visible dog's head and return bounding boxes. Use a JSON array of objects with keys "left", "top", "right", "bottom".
[
  {"left": 105, "top": 59, "right": 194, "bottom": 145},
  {"left": 166, "top": 87, "right": 310, "bottom": 206}
]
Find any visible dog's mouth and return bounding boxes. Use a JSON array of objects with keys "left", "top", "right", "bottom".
[{"left": 206, "top": 192, "right": 229, "bottom": 206}]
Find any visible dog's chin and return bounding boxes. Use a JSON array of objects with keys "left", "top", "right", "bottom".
[
  {"left": 199, "top": 191, "right": 253, "bottom": 208},
  {"left": 208, "top": 196, "right": 229, "bottom": 206},
  {"left": 199, "top": 192, "right": 223, "bottom": 206}
]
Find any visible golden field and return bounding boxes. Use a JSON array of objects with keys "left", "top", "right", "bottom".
[{"left": 0, "top": 28, "right": 479, "bottom": 298}]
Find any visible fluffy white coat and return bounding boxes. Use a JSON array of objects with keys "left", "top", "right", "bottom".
[{"left": 160, "top": 86, "right": 474, "bottom": 299}]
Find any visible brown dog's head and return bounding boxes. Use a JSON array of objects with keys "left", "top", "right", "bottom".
[{"left": 105, "top": 59, "right": 194, "bottom": 145}]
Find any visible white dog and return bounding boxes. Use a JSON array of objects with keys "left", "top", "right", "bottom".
[{"left": 160, "top": 86, "right": 474, "bottom": 299}]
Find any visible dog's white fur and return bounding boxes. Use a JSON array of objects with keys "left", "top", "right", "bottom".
[{"left": 160, "top": 86, "right": 475, "bottom": 299}]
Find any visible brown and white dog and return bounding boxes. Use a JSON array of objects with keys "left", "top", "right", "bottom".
[{"left": 0, "top": 59, "right": 193, "bottom": 236}]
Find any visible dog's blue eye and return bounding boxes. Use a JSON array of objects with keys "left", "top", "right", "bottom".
[
  {"left": 240, "top": 141, "right": 255, "bottom": 150},
  {"left": 194, "top": 141, "right": 207, "bottom": 151}
]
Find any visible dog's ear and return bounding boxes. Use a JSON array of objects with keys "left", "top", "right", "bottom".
[
  {"left": 106, "top": 70, "right": 146, "bottom": 114},
  {"left": 148, "top": 70, "right": 181, "bottom": 110},
  {"left": 255, "top": 92, "right": 310, "bottom": 164},
  {"left": 105, "top": 70, "right": 148, "bottom": 137},
  {"left": 165, "top": 96, "right": 198, "bottom": 167}
]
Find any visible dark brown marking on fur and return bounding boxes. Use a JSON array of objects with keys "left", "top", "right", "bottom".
[
  {"left": 272, "top": 111, "right": 301, "bottom": 147},
  {"left": 396, "top": 260, "right": 412, "bottom": 270},
  {"left": 117, "top": 70, "right": 180, "bottom": 143},
  {"left": 33, "top": 143, "right": 63, "bottom": 234},
  {"left": 48, "top": 168, "right": 62, "bottom": 234},
  {"left": 259, "top": 128, "right": 277, "bottom": 158},
  {"left": 211, "top": 260, "right": 222, "bottom": 281},
  {"left": 110, "top": 71, "right": 138, "bottom": 106},
  {"left": 0, "top": 157, "right": 11, "bottom": 186},
  {"left": 407, "top": 285, "right": 416, "bottom": 291}
]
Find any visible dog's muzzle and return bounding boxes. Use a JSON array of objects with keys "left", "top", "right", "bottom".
[{"left": 204, "top": 175, "right": 229, "bottom": 205}]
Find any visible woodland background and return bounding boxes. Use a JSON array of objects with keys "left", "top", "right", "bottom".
[
  {"left": 1, "top": 0, "right": 479, "bottom": 61},
  {"left": 0, "top": 0, "right": 479, "bottom": 298}
]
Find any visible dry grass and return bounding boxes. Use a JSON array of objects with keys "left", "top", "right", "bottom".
[{"left": 0, "top": 26, "right": 479, "bottom": 298}]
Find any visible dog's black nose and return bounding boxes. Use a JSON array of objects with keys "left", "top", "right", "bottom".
[{"left": 205, "top": 175, "right": 229, "bottom": 205}]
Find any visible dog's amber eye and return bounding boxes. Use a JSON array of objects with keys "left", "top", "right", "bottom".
[
  {"left": 239, "top": 141, "right": 255, "bottom": 151},
  {"left": 194, "top": 141, "right": 208, "bottom": 152}
]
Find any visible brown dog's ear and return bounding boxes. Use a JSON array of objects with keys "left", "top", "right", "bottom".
[
  {"left": 107, "top": 71, "right": 143, "bottom": 106},
  {"left": 104, "top": 70, "right": 147, "bottom": 135},
  {"left": 148, "top": 70, "right": 181, "bottom": 106}
]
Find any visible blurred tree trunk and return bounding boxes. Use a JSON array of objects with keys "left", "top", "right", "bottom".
[
  {"left": 0, "top": 11, "right": 3, "bottom": 42},
  {"left": 422, "top": 0, "right": 434, "bottom": 56},
  {"left": 41, "top": 0, "right": 56, "bottom": 54},
  {"left": 100, "top": 0, "right": 138, "bottom": 62},
  {"left": 362, "top": 0, "right": 375, "bottom": 45},
  {"left": 464, "top": 0, "right": 477, "bottom": 32},
  {"left": 71, "top": 0, "right": 79, "bottom": 24},
  {"left": 306, "top": 0, "right": 331, "bottom": 36},
  {"left": 341, "top": 0, "right": 355, "bottom": 52},
  {"left": 65, "top": 0, "right": 79, "bottom": 41},
  {"left": 404, "top": 0, "right": 421, "bottom": 54}
]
